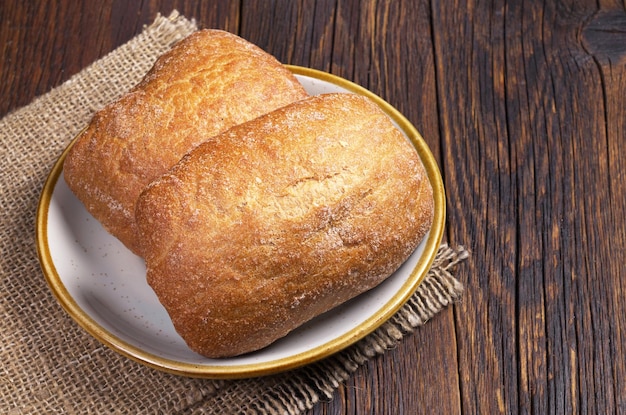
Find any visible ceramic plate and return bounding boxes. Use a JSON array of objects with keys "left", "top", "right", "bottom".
[{"left": 36, "top": 66, "right": 445, "bottom": 378}]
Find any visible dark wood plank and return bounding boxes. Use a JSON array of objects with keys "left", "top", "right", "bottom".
[
  {"left": 0, "top": 1, "right": 110, "bottom": 115},
  {"left": 433, "top": 0, "right": 626, "bottom": 413}
]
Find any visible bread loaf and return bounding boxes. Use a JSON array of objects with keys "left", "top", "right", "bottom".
[
  {"left": 135, "top": 93, "right": 434, "bottom": 358},
  {"left": 63, "top": 29, "right": 308, "bottom": 254}
]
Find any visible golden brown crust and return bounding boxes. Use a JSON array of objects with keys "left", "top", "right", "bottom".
[
  {"left": 135, "top": 93, "right": 434, "bottom": 358},
  {"left": 63, "top": 29, "right": 308, "bottom": 254}
]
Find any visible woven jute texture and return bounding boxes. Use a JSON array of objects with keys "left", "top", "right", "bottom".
[{"left": 0, "top": 11, "right": 467, "bottom": 415}]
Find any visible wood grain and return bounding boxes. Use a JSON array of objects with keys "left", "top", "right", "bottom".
[
  {"left": 1, "top": 0, "right": 624, "bottom": 413},
  {"left": 434, "top": 0, "right": 626, "bottom": 414}
]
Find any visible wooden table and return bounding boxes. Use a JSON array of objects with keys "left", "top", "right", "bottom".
[{"left": 2, "top": 1, "right": 625, "bottom": 413}]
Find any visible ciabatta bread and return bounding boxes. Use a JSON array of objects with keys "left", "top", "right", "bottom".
[
  {"left": 135, "top": 93, "right": 434, "bottom": 358},
  {"left": 64, "top": 29, "right": 308, "bottom": 254}
]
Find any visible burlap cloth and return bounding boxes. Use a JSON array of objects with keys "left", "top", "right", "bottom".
[{"left": 0, "top": 11, "right": 467, "bottom": 415}]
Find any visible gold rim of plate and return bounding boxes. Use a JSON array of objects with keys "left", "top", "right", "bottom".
[{"left": 35, "top": 65, "right": 446, "bottom": 379}]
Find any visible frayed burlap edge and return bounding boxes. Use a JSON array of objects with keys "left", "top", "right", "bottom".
[{"left": 0, "top": 11, "right": 467, "bottom": 415}]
